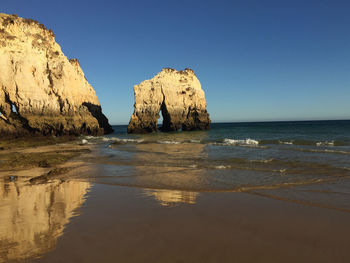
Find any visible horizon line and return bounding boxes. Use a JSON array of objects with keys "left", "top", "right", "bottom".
[{"left": 110, "top": 118, "right": 350, "bottom": 126}]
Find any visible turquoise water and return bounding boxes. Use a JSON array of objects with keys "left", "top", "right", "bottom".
[{"left": 83, "top": 120, "right": 350, "bottom": 191}]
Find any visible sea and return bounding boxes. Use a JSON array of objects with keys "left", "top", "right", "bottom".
[{"left": 80, "top": 120, "right": 350, "bottom": 192}]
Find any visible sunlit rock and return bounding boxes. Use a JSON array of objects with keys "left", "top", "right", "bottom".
[
  {"left": 0, "top": 13, "right": 112, "bottom": 136},
  {"left": 128, "top": 68, "right": 211, "bottom": 133}
]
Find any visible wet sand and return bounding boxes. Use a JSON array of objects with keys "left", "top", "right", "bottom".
[
  {"left": 1, "top": 140, "right": 350, "bottom": 262},
  {"left": 0, "top": 138, "right": 95, "bottom": 262},
  {"left": 29, "top": 182, "right": 350, "bottom": 263},
  {"left": 0, "top": 138, "right": 94, "bottom": 182}
]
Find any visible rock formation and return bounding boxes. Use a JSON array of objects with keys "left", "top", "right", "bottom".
[
  {"left": 128, "top": 68, "right": 210, "bottom": 133},
  {"left": 0, "top": 14, "right": 112, "bottom": 136}
]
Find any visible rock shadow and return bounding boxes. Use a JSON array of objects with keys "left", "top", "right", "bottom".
[{"left": 82, "top": 102, "right": 113, "bottom": 134}]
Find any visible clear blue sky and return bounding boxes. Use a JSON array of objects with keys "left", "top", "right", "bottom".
[{"left": 2, "top": 0, "right": 350, "bottom": 124}]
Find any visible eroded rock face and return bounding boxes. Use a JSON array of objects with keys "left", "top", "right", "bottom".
[
  {"left": 128, "top": 68, "right": 210, "bottom": 133},
  {"left": 0, "top": 14, "right": 112, "bottom": 136}
]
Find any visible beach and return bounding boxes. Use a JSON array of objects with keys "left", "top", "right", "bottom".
[
  {"left": 1, "top": 121, "right": 350, "bottom": 262},
  {"left": 35, "top": 182, "right": 350, "bottom": 263},
  {"left": 2, "top": 177, "right": 350, "bottom": 263}
]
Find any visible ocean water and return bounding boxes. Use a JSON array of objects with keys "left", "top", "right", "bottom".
[{"left": 81, "top": 120, "right": 350, "bottom": 192}]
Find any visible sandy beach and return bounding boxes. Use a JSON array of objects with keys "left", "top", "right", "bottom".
[
  {"left": 31, "top": 181, "right": 350, "bottom": 263},
  {"left": 1, "top": 138, "right": 350, "bottom": 263}
]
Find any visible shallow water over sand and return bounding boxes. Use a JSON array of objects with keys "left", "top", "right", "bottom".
[{"left": 76, "top": 121, "right": 350, "bottom": 192}]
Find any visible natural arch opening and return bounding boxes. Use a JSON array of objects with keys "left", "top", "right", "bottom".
[
  {"left": 157, "top": 111, "right": 163, "bottom": 127},
  {"left": 159, "top": 100, "right": 171, "bottom": 132},
  {"left": 0, "top": 99, "right": 17, "bottom": 121},
  {"left": 11, "top": 103, "right": 17, "bottom": 114}
]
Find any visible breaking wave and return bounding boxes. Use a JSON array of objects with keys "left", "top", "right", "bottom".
[
  {"left": 316, "top": 141, "right": 335, "bottom": 147},
  {"left": 158, "top": 140, "right": 181, "bottom": 145},
  {"left": 214, "top": 165, "right": 231, "bottom": 169},
  {"left": 279, "top": 140, "right": 293, "bottom": 145},
  {"left": 260, "top": 139, "right": 348, "bottom": 146},
  {"left": 221, "top": 138, "right": 259, "bottom": 146},
  {"left": 83, "top": 135, "right": 349, "bottom": 149},
  {"left": 107, "top": 138, "right": 144, "bottom": 144}
]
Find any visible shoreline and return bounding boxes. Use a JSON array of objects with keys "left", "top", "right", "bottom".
[{"left": 1, "top": 133, "right": 350, "bottom": 262}]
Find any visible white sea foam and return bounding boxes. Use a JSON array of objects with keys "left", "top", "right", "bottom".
[
  {"left": 222, "top": 138, "right": 259, "bottom": 146},
  {"left": 85, "top": 136, "right": 98, "bottom": 140},
  {"left": 158, "top": 140, "right": 181, "bottom": 144},
  {"left": 252, "top": 158, "right": 274, "bottom": 163},
  {"left": 215, "top": 165, "right": 230, "bottom": 169},
  {"left": 316, "top": 141, "right": 334, "bottom": 147},
  {"left": 279, "top": 140, "right": 293, "bottom": 145},
  {"left": 106, "top": 137, "right": 144, "bottom": 143}
]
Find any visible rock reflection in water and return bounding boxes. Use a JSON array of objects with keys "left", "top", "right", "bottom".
[
  {"left": 130, "top": 143, "right": 205, "bottom": 206},
  {"left": 133, "top": 143, "right": 208, "bottom": 191},
  {"left": 144, "top": 189, "right": 199, "bottom": 207},
  {"left": 0, "top": 179, "right": 90, "bottom": 263}
]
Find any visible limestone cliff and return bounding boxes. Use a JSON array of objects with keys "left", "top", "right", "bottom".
[
  {"left": 128, "top": 68, "right": 210, "bottom": 133},
  {"left": 0, "top": 14, "right": 112, "bottom": 136}
]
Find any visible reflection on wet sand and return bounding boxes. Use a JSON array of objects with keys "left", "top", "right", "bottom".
[
  {"left": 132, "top": 143, "right": 204, "bottom": 206},
  {"left": 144, "top": 189, "right": 199, "bottom": 207},
  {"left": 132, "top": 143, "right": 208, "bottom": 191},
  {"left": 0, "top": 179, "right": 90, "bottom": 263}
]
